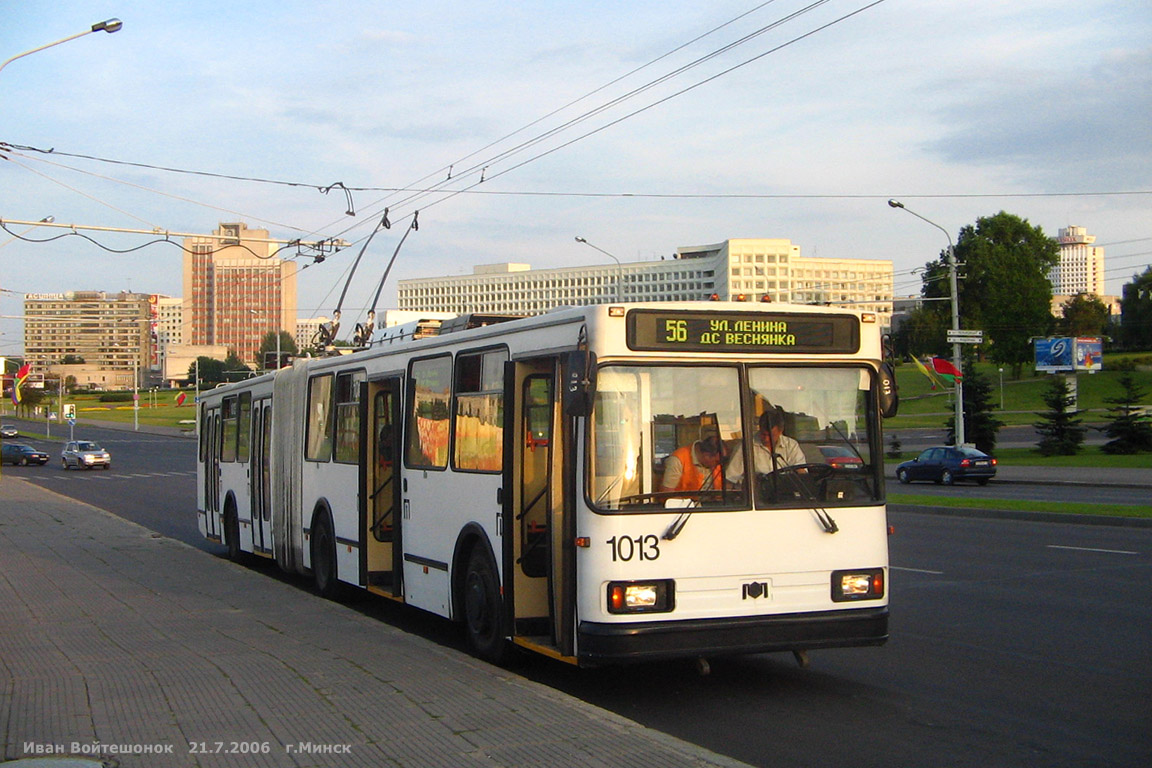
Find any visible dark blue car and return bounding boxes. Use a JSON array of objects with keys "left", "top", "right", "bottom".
[
  {"left": 895, "top": 446, "right": 997, "bottom": 486},
  {"left": 1, "top": 442, "right": 50, "bottom": 466}
]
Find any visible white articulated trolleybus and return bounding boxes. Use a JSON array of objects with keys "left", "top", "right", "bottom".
[{"left": 197, "top": 302, "right": 898, "bottom": 667}]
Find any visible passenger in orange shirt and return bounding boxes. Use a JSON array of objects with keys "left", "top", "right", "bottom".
[{"left": 659, "top": 435, "right": 727, "bottom": 494}]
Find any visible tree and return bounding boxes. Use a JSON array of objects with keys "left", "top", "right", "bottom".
[
  {"left": 920, "top": 212, "right": 1059, "bottom": 376},
  {"left": 258, "top": 331, "right": 299, "bottom": 369},
  {"left": 1057, "top": 293, "right": 1110, "bottom": 337},
  {"left": 945, "top": 365, "right": 1004, "bottom": 453},
  {"left": 189, "top": 356, "right": 227, "bottom": 386},
  {"left": 893, "top": 305, "right": 949, "bottom": 359},
  {"left": 1100, "top": 373, "right": 1152, "bottom": 454},
  {"left": 1119, "top": 266, "right": 1152, "bottom": 350},
  {"left": 1033, "top": 376, "right": 1086, "bottom": 456},
  {"left": 61, "top": 354, "right": 86, "bottom": 364}
]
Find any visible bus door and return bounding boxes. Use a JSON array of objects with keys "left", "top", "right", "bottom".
[
  {"left": 202, "top": 405, "right": 222, "bottom": 541},
  {"left": 360, "top": 377, "right": 402, "bottom": 596},
  {"left": 505, "top": 358, "right": 572, "bottom": 655},
  {"left": 249, "top": 398, "right": 273, "bottom": 555}
]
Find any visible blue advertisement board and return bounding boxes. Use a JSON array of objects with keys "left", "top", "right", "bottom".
[{"left": 1034, "top": 337, "right": 1103, "bottom": 372}]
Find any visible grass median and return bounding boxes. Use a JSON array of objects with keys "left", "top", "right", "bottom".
[{"left": 888, "top": 493, "right": 1152, "bottom": 519}]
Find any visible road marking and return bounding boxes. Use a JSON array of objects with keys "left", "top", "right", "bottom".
[
  {"left": 1047, "top": 545, "right": 1139, "bottom": 556},
  {"left": 891, "top": 566, "right": 945, "bottom": 575}
]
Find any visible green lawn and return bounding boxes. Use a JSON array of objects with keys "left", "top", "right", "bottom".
[
  {"left": 888, "top": 493, "right": 1152, "bottom": 519},
  {"left": 886, "top": 355, "right": 1152, "bottom": 429}
]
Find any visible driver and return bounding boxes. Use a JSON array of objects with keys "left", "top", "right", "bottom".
[{"left": 725, "top": 407, "right": 806, "bottom": 486}]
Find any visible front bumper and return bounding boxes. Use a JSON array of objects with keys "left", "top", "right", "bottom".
[{"left": 578, "top": 606, "right": 888, "bottom": 664}]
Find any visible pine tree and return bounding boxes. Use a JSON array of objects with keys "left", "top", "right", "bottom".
[
  {"left": 886, "top": 432, "right": 903, "bottom": 459},
  {"left": 945, "top": 366, "right": 1004, "bottom": 453},
  {"left": 1101, "top": 373, "right": 1152, "bottom": 454},
  {"left": 1033, "top": 376, "right": 1086, "bottom": 456}
]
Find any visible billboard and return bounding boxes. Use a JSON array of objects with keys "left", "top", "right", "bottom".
[{"left": 1034, "top": 337, "right": 1103, "bottom": 373}]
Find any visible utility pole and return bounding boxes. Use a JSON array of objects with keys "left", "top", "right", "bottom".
[{"left": 889, "top": 200, "right": 966, "bottom": 447}]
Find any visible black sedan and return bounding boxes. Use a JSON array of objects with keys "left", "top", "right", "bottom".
[
  {"left": 895, "top": 446, "right": 997, "bottom": 486},
  {"left": 1, "top": 442, "right": 50, "bottom": 466}
]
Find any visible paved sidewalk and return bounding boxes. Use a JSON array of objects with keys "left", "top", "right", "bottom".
[{"left": 0, "top": 477, "right": 748, "bottom": 768}]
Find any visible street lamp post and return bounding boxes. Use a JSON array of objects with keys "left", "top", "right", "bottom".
[
  {"left": 575, "top": 237, "right": 624, "bottom": 303},
  {"left": 998, "top": 367, "right": 1004, "bottom": 410},
  {"left": 888, "top": 200, "right": 966, "bottom": 447},
  {"left": 0, "top": 19, "right": 122, "bottom": 76}
]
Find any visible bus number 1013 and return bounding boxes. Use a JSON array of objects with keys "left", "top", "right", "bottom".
[{"left": 606, "top": 535, "right": 660, "bottom": 562}]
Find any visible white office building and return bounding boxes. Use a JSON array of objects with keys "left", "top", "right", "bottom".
[
  {"left": 397, "top": 238, "right": 893, "bottom": 325},
  {"left": 1050, "top": 226, "right": 1105, "bottom": 296}
]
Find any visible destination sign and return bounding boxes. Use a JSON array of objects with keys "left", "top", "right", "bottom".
[{"left": 627, "top": 310, "right": 860, "bottom": 354}]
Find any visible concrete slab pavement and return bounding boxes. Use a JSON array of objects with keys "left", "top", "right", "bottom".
[{"left": 0, "top": 477, "right": 749, "bottom": 768}]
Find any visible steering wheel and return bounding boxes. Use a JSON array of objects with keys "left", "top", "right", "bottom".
[{"left": 756, "top": 463, "right": 834, "bottom": 501}]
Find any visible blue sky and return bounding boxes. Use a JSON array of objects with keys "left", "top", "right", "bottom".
[{"left": 2, "top": 0, "right": 1150, "bottom": 354}]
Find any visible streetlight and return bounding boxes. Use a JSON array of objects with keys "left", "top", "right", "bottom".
[
  {"left": 575, "top": 237, "right": 624, "bottom": 303},
  {"left": 0, "top": 19, "right": 123, "bottom": 76},
  {"left": 998, "top": 367, "right": 1004, "bottom": 410},
  {"left": 888, "top": 199, "right": 966, "bottom": 447}
]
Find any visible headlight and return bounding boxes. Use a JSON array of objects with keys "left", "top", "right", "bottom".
[
  {"left": 831, "top": 569, "right": 885, "bottom": 602},
  {"left": 606, "top": 580, "right": 674, "bottom": 614}
]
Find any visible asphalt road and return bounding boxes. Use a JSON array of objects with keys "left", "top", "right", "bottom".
[{"left": 5, "top": 418, "right": 1150, "bottom": 768}]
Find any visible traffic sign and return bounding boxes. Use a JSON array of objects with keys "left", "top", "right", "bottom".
[{"left": 947, "top": 330, "right": 983, "bottom": 344}]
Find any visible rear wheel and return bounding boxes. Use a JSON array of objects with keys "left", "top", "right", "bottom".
[
  {"left": 310, "top": 513, "right": 339, "bottom": 599},
  {"left": 462, "top": 546, "right": 508, "bottom": 664},
  {"left": 224, "top": 503, "right": 243, "bottom": 562},
  {"left": 976, "top": 478, "right": 989, "bottom": 486}
]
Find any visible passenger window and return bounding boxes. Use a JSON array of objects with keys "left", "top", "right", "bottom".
[
  {"left": 406, "top": 356, "right": 451, "bottom": 469},
  {"left": 453, "top": 349, "right": 507, "bottom": 473},
  {"left": 334, "top": 370, "right": 365, "bottom": 464},
  {"left": 305, "top": 374, "right": 334, "bottom": 462}
]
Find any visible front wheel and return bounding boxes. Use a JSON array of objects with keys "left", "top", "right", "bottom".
[
  {"left": 897, "top": 468, "right": 909, "bottom": 484},
  {"left": 942, "top": 469, "right": 954, "bottom": 486},
  {"left": 61, "top": 458, "right": 69, "bottom": 470},
  {"left": 18, "top": 457, "right": 27, "bottom": 467},
  {"left": 462, "top": 546, "right": 509, "bottom": 664}
]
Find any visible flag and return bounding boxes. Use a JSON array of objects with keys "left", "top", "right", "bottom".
[
  {"left": 175, "top": 392, "right": 187, "bottom": 406},
  {"left": 911, "top": 357, "right": 943, "bottom": 390},
  {"left": 931, "top": 357, "right": 963, "bottom": 384},
  {"left": 11, "top": 363, "right": 30, "bottom": 406}
]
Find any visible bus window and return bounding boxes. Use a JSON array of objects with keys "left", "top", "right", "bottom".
[
  {"left": 236, "top": 391, "right": 252, "bottom": 463},
  {"left": 407, "top": 356, "right": 451, "bottom": 469},
  {"left": 221, "top": 395, "right": 238, "bottom": 463},
  {"left": 590, "top": 365, "right": 746, "bottom": 512},
  {"left": 746, "top": 366, "right": 879, "bottom": 507},
  {"left": 334, "top": 370, "right": 365, "bottom": 464},
  {"left": 305, "top": 374, "right": 334, "bottom": 462},
  {"left": 453, "top": 349, "right": 507, "bottom": 473}
]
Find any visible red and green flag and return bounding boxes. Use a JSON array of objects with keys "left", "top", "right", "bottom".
[
  {"left": 10, "top": 363, "right": 30, "bottom": 406},
  {"left": 931, "top": 357, "right": 963, "bottom": 385},
  {"left": 175, "top": 392, "right": 187, "bottom": 406}
]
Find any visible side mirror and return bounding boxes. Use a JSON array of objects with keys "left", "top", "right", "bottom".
[
  {"left": 878, "top": 362, "right": 899, "bottom": 418},
  {"left": 563, "top": 350, "right": 597, "bottom": 417}
]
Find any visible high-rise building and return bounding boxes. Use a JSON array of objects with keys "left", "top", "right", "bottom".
[
  {"left": 24, "top": 291, "right": 151, "bottom": 389},
  {"left": 1050, "top": 226, "right": 1105, "bottom": 296},
  {"left": 182, "top": 222, "right": 297, "bottom": 366},
  {"left": 397, "top": 238, "right": 893, "bottom": 325}
]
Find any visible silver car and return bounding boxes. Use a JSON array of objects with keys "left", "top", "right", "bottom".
[{"left": 61, "top": 440, "right": 111, "bottom": 470}]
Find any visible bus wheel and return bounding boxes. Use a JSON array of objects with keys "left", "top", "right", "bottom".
[
  {"left": 311, "top": 514, "right": 340, "bottom": 599},
  {"left": 462, "top": 546, "right": 508, "bottom": 664},
  {"left": 224, "top": 504, "right": 243, "bottom": 562}
]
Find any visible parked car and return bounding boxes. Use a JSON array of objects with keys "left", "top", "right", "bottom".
[
  {"left": 896, "top": 446, "right": 997, "bottom": 486},
  {"left": 2, "top": 442, "right": 50, "bottom": 466},
  {"left": 61, "top": 440, "right": 111, "bottom": 470},
  {"left": 817, "top": 445, "right": 864, "bottom": 471},
  {"left": 0, "top": 424, "right": 18, "bottom": 439}
]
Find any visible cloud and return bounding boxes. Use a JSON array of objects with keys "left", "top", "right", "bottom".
[{"left": 927, "top": 47, "right": 1152, "bottom": 188}]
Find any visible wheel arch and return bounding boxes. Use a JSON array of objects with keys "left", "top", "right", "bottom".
[{"left": 450, "top": 523, "right": 499, "bottom": 623}]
